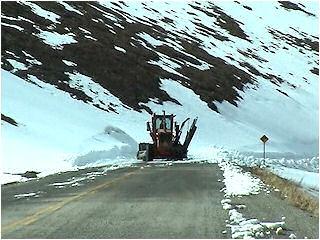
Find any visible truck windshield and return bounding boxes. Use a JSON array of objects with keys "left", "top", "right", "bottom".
[{"left": 156, "top": 117, "right": 172, "bottom": 130}]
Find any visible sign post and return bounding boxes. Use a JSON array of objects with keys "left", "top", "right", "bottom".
[{"left": 260, "top": 135, "right": 269, "bottom": 164}]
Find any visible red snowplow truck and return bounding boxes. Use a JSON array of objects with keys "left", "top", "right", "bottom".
[{"left": 137, "top": 111, "right": 198, "bottom": 161}]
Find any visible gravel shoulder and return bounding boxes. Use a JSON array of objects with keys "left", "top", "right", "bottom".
[{"left": 229, "top": 188, "right": 319, "bottom": 239}]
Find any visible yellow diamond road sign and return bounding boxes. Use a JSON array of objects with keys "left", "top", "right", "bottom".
[{"left": 260, "top": 135, "right": 269, "bottom": 143}]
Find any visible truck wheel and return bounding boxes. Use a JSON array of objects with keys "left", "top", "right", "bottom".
[
  {"left": 147, "top": 144, "right": 154, "bottom": 161},
  {"left": 144, "top": 144, "right": 154, "bottom": 161},
  {"left": 143, "top": 144, "right": 150, "bottom": 162}
]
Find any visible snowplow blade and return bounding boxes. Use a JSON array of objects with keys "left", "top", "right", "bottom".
[{"left": 182, "top": 117, "right": 198, "bottom": 151}]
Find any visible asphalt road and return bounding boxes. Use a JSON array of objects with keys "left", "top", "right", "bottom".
[{"left": 1, "top": 162, "right": 318, "bottom": 239}]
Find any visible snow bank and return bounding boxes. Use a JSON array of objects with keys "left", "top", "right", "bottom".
[
  {"left": 71, "top": 126, "right": 138, "bottom": 167},
  {"left": 230, "top": 152, "right": 319, "bottom": 172},
  {"left": 220, "top": 150, "right": 319, "bottom": 193},
  {"left": 0, "top": 173, "right": 27, "bottom": 185},
  {"left": 269, "top": 166, "right": 319, "bottom": 191},
  {"left": 1, "top": 70, "right": 148, "bottom": 177}
]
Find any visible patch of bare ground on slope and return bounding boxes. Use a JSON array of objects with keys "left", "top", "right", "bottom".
[
  {"left": 278, "top": 1, "right": 316, "bottom": 17},
  {"left": 249, "top": 167, "right": 319, "bottom": 217},
  {"left": 268, "top": 28, "right": 319, "bottom": 54},
  {"left": 1, "top": 114, "right": 19, "bottom": 127}
]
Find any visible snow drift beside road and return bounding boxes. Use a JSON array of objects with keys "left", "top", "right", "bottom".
[{"left": 1, "top": 69, "right": 146, "bottom": 175}]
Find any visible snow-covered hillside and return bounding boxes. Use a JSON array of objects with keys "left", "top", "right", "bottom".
[{"left": 1, "top": 1, "right": 318, "bottom": 185}]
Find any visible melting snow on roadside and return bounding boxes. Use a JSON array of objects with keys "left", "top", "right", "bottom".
[
  {"left": 14, "top": 191, "right": 41, "bottom": 199},
  {"left": 49, "top": 176, "right": 88, "bottom": 188},
  {"left": 48, "top": 162, "right": 134, "bottom": 188},
  {"left": 217, "top": 151, "right": 286, "bottom": 239},
  {"left": 219, "top": 161, "right": 261, "bottom": 196}
]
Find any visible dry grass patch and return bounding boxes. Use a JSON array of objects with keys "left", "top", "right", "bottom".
[{"left": 250, "top": 167, "right": 318, "bottom": 217}]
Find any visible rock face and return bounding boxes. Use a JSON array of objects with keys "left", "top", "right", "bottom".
[
  {"left": 21, "top": 171, "right": 39, "bottom": 178},
  {"left": 1, "top": 114, "right": 18, "bottom": 126},
  {"left": 1, "top": 1, "right": 318, "bottom": 115}
]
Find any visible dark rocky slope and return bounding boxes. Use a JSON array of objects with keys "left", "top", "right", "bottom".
[{"left": 1, "top": 1, "right": 318, "bottom": 114}]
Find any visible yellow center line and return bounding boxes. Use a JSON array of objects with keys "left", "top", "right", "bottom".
[{"left": 2, "top": 169, "right": 139, "bottom": 232}]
